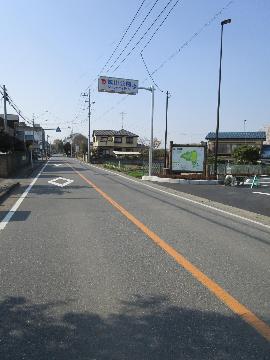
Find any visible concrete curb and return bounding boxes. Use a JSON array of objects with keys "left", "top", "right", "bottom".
[
  {"left": 0, "top": 182, "right": 20, "bottom": 202},
  {"left": 0, "top": 161, "right": 46, "bottom": 203},
  {"left": 141, "top": 175, "right": 221, "bottom": 185}
]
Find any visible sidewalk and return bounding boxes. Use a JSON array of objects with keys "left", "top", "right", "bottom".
[{"left": 0, "top": 160, "right": 46, "bottom": 202}]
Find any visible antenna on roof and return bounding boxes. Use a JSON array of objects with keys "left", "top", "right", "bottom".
[{"left": 120, "top": 112, "right": 126, "bottom": 129}]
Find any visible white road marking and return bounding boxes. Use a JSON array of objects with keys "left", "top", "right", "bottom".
[
  {"left": 253, "top": 191, "right": 270, "bottom": 196},
  {"left": 82, "top": 162, "right": 270, "bottom": 231},
  {"left": 48, "top": 177, "right": 74, "bottom": 187},
  {"left": 0, "top": 162, "right": 48, "bottom": 232},
  {"left": 52, "top": 163, "right": 63, "bottom": 167}
]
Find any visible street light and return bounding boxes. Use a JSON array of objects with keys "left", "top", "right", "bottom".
[{"left": 214, "top": 18, "right": 231, "bottom": 178}]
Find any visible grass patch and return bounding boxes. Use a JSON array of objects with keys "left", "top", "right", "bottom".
[{"left": 103, "top": 163, "right": 145, "bottom": 178}]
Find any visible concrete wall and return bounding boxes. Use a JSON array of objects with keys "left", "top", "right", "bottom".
[{"left": 0, "top": 152, "right": 30, "bottom": 178}]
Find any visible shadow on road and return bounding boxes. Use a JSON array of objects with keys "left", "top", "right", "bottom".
[
  {"left": 0, "top": 295, "right": 268, "bottom": 359},
  {"left": 0, "top": 210, "right": 31, "bottom": 222}
]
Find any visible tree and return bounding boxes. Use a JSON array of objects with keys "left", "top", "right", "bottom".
[
  {"left": 232, "top": 145, "right": 260, "bottom": 164},
  {"left": 73, "top": 134, "right": 88, "bottom": 155},
  {"left": 63, "top": 142, "right": 71, "bottom": 155},
  {"left": 52, "top": 139, "right": 64, "bottom": 153},
  {"left": 138, "top": 137, "right": 161, "bottom": 148}
]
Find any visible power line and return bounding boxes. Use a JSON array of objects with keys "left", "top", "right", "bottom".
[
  {"left": 140, "top": 0, "right": 234, "bottom": 92},
  {"left": 100, "top": 0, "right": 147, "bottom": 74},
  {"left": 150, "top": 0, "right": 234, "bottom": 78},
  {"left": 0, "top": 85, "right": 32, "bottom": 125},
  {"left": 112, "top": 0, "right": 176, "bottom": 73},
  {"left": 106, "top": 0, "right": 160, "bottom": 73},
  {"left": 140, "top": 52, "right": 164, "bottom": 92},
  {"left": 140, "top": 0, "right": 181, "bottom": 53},
  {"left": 95, "top": 1, "right": 234, "bottom": 120},
  {"left": 139, "top": 0, "right": 181, "bottom": 92},
  {"left": 83, "top": 0, "right": 149, "bottom": 93}
]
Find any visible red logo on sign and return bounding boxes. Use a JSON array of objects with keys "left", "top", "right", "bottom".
[{"left": 101, "top": 79, "right": 106, "bottom": 85}]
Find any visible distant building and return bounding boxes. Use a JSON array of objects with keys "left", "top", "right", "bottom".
[
  {"left": 16, "top": 122, "right": 45, "bottom": 152},
  {"left": 263, "top": 125, "right": 270, "bottom": 144},
  {"left": 92, "top": 129, "right": 139, "bottom": 156},
  {"left": 205, "top": 131, "right": 266, "bottom": 159},
  {"left": 0, "top": 114, "right": 23, "bottom": 152}
]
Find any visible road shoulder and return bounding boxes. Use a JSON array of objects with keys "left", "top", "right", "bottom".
[{"left": 78, "top": 161, "right": 270, "bottom": 229}]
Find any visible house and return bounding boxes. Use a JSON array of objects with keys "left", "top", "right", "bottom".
[
  {"left": 92, "top": 129, "right": 139, "bottom": 157},
  {"left": 0, "top": 114, "right": 22, "bottom": 152},
  {"left": 261, "top": 145, "right": 270, "bottom": 163},
  {"left": 205, "top": 132, "right": 266, "bottom": 159},
  {"left": 16, "top": 122, "right": 45, "bottom": 154}
]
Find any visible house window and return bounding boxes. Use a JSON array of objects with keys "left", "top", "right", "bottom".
[
  {"left": 218, "top": 143, "right": 231, "bottom": 154},
  {"left": 102, "top": 149, "right": 110, "bottom": 155},
  {"left": 100, "top": 137, "right": 108, "bottom": 142},
  {"left": 126, "top": 137, "right": 133, "bottom": 144},
  {"left": 114, "top": 137, "right": 122, "bottom": 143}
]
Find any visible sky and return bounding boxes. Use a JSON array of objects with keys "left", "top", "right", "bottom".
[{"left": 1, "top": 0, "right": 270, "bottom": 145}]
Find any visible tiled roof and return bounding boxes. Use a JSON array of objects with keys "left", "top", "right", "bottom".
[
  {"left": 205, "top": 132, "right": 266, "bottom": 140},
  {"left": 93, "top": 129, "right": 138, "bottom": 137}
]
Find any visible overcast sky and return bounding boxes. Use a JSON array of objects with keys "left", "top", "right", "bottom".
[{"left": 1, "top": 0, "right": 270, "bottom": 144}]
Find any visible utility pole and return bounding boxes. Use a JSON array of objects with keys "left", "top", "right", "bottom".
[
  {"left": 88, "top": 88, "right": 91, "bottom": 162},
  {"left": 70, "top": 128, "right": 73, "bottom": 157},
  {"left": 82, "top": 90, "right": 95, "bottom": 163},
  {"left": 46, "top": 134, "right": 49, "bottom": 159},
  {"left": 3, "top": 85, "right": 8, "bottom": 132},
  {"left": 164, "top": 91, "right": 170, "bottom": 168},
  {"left": 30, "top": 114, "right": 35, "bottom": 168}
]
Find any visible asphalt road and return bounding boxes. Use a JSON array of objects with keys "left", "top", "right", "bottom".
[
  {"left": 0, "top": 156, "right": 269, "bottom": 359},
  {"left": 157, "top": 182, "right": 270, "bottom": 217}
]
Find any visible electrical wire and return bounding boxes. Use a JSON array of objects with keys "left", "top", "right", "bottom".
[
  {"left": 95, "top": 0, "right": 234, "bottom": 120},
  {"left": 150, "top": 0, "right": 234, "bottom": 78},
  {"left": 0, "top": 86, "right": 32, "bottom": 125},
  {"left": 112, "top": 0, "right": 175, "bottom": 73},
  {"left": 83, "top": 0, "right": 149, "bottom": 93},
  {"left": 140, "top": 0, "right": 233, "bottom": 92},
  {"left": 106, "top": 0, "right": 160, "bottom": 73},
  {"left": 140, "top": 0, "right": 181, "bottom": 53},
  {"left": 100, "top": 0, "right": 147, "bottom": 74},
  {"left": 139, "top": 0, "right": 181, "bottom": 92},
  {"left": 140, "top": 52, "right": 164, "bottom": 92}
]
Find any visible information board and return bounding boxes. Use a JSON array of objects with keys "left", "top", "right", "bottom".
[{"left": 171, "top": 146, "right": 205, "bottom": 172}]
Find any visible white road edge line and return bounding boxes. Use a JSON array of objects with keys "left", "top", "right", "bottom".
[
  {"left": 80, "top": 161, "right": 270, "bottom": 231},
  {"left": 253, "top": 192, "right": 270, "bottom": 196},
  {"left": 0, "top": 161, "right": 48, "bottom": 232}
]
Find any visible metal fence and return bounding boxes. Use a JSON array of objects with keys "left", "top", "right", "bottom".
[
  {"left": 142, "top": 161, "right": 164, "bottom": 175},
  {"left": 208, "top": 164, "right": 270, "bottom": 176}
]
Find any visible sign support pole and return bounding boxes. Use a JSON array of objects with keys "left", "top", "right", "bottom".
[{"left": 138, "top": 86, "right": 155, "bottom": 176}]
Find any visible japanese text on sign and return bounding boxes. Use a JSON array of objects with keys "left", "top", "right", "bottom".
[{"left": 98, "top": 76, "right": 138, "bottom": 95}]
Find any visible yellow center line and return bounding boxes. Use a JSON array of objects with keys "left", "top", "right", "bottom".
[{"left": 70, "top": 163, "right": 270, "bottom": 342}]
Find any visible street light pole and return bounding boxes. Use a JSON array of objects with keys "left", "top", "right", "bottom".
[
  {"left": 214, "top": 18, "right": 231, "bottom": 178},
  {"left": 164, "top": 91, "right": 170, "bottom": 169},
  {"left": 244, "top": 119, "right": 247, "bottom": 143}
]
